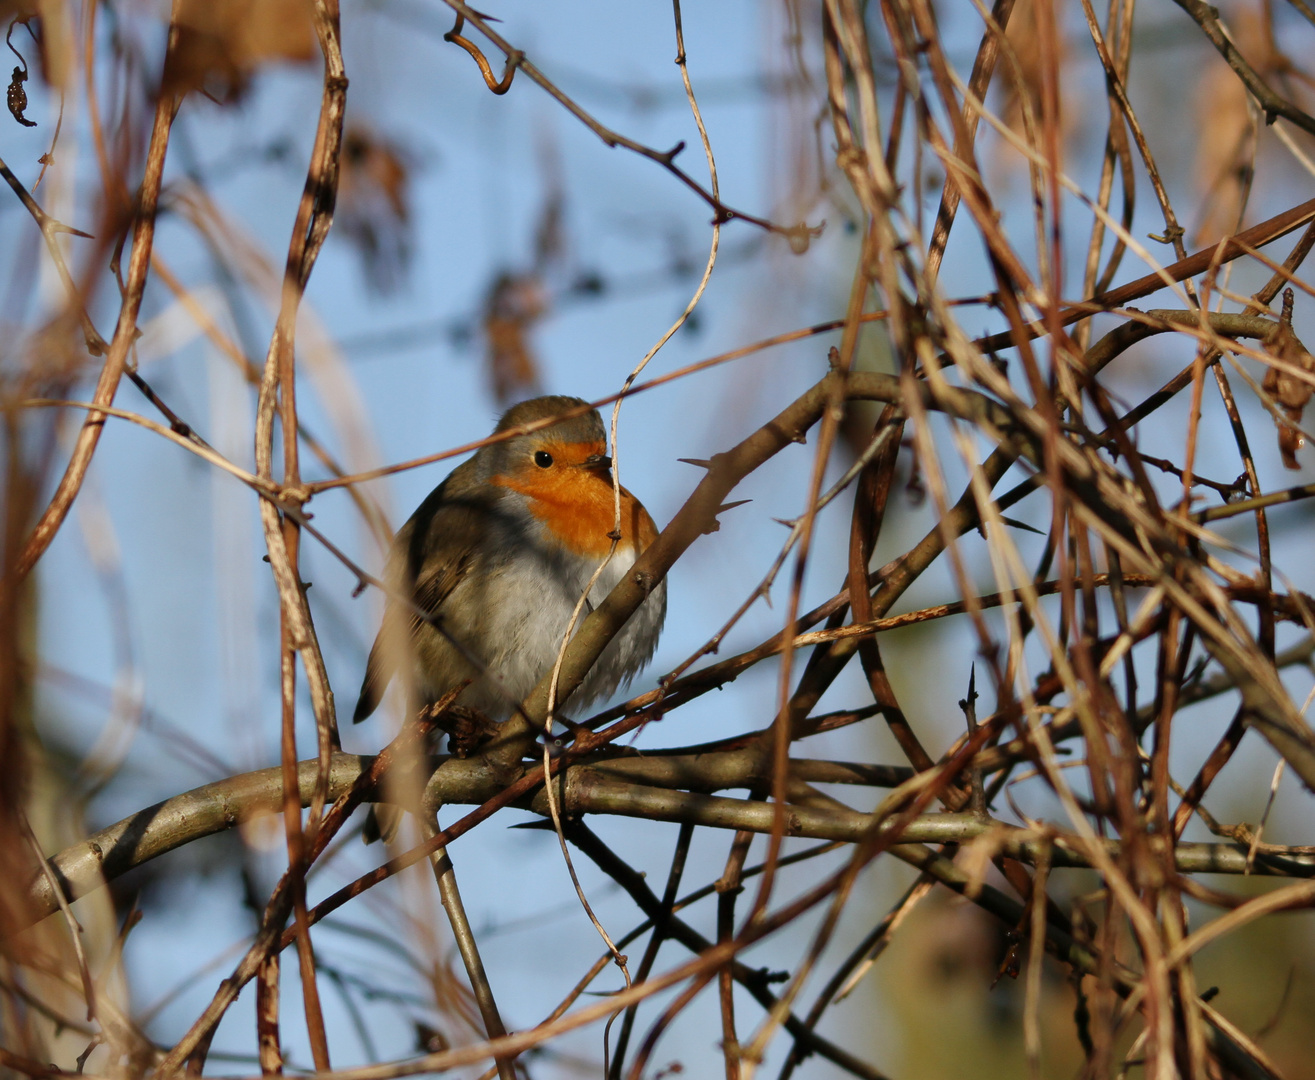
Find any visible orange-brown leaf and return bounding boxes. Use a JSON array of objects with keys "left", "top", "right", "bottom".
[
  {"left": 482, "top": 273, "right": 547, "bottom": 404},
  {"left": 165, "top": 0, "right": 315, "bottom": 101},
  {"left": 338, "top": 125, "right": 414, "bottom": 293}
]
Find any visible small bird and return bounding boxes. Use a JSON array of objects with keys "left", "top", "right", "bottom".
[{"left": 353, "top": 395, "right": 666, "bottom": 751}]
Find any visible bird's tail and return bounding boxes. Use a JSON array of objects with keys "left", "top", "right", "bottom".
[{"left": 353, "top": 633, "right": 392, "bottom": 723}]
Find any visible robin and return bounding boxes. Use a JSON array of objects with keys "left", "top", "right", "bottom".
[{"left": 353, "top": 395, "right": 667, "bottom": 755}]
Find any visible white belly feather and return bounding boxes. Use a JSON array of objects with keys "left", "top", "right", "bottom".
[{"left": 426, "top": 522, "right": 667, "bottom": 719}]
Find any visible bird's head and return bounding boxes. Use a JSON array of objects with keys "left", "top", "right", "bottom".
[{"left": 479, "top": 396, "right": 652, "bottom": 556}]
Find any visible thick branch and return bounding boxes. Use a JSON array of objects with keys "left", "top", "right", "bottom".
[{"left": 24, "top": 754, "right": 1314, "bottom": 928}]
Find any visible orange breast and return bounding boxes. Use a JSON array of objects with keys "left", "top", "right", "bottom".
[{"left": 493, "top": 449, "right": 657, "bottom": 558}]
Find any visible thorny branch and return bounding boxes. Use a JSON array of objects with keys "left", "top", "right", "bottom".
[{"left": 10, "top": 0, "right": 1315, "bottom": 1078}]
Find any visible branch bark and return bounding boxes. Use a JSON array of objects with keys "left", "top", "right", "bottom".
[{"left": 25, "top": 753, "right": 1315, "bottom": 930}]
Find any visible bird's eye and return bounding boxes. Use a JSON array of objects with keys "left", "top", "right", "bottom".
[{"left": 534, "top": 450, "right": 554, "bottom": 468}]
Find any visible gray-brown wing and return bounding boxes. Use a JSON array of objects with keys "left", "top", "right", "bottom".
[{"left": 352, "top": 482, "right": 491, "bottom": 724}]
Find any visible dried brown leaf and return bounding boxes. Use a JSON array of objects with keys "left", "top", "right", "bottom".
[
  {"left": 1261, "top": 305, "right": 1315, "bottom": 468},
  {"left": 1192, "top": 36, "right": 1254, "bottom": 246},
  {"left": 1000, "top": 0, "right": 1045, "bottom": 135},
  {"left": 338, "top": 125, "right": 413, "bottom": 293},
  {"left": 1000, "top": 0, "right": 1071, "bottom": 135},
  {"left": 165, "top": 0, "right": 315, "bottom": 101},
  {"left": 483, "top": 272, "right": 547, "bottom": 404},
  {"left": 988, "top": 0, "right": 1083, "bottom": 175}
]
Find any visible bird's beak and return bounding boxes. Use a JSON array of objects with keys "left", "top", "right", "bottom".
[{"left": 584, "top": 453, "right": 612, "bottom": 471}]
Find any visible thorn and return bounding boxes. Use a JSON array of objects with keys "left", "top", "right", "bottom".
[
  {"left": 678, "top": 457, "right": 713, "bottom": 469},
  {"left": 997, "top": 514, "right": 1044, "bottom": 536},
  {"left": 772, "top": 517, "right": 796, "bottom": 528},
  {"left": 700, "top": 500, "right": 751, "bottom": 537},
  {"left": 49, "top": 221, "right": 94, "bottom": 239}
]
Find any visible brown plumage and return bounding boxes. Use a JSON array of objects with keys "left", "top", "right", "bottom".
[{"left": 354, "top": 395, "right": 665, "bottom": 730}]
